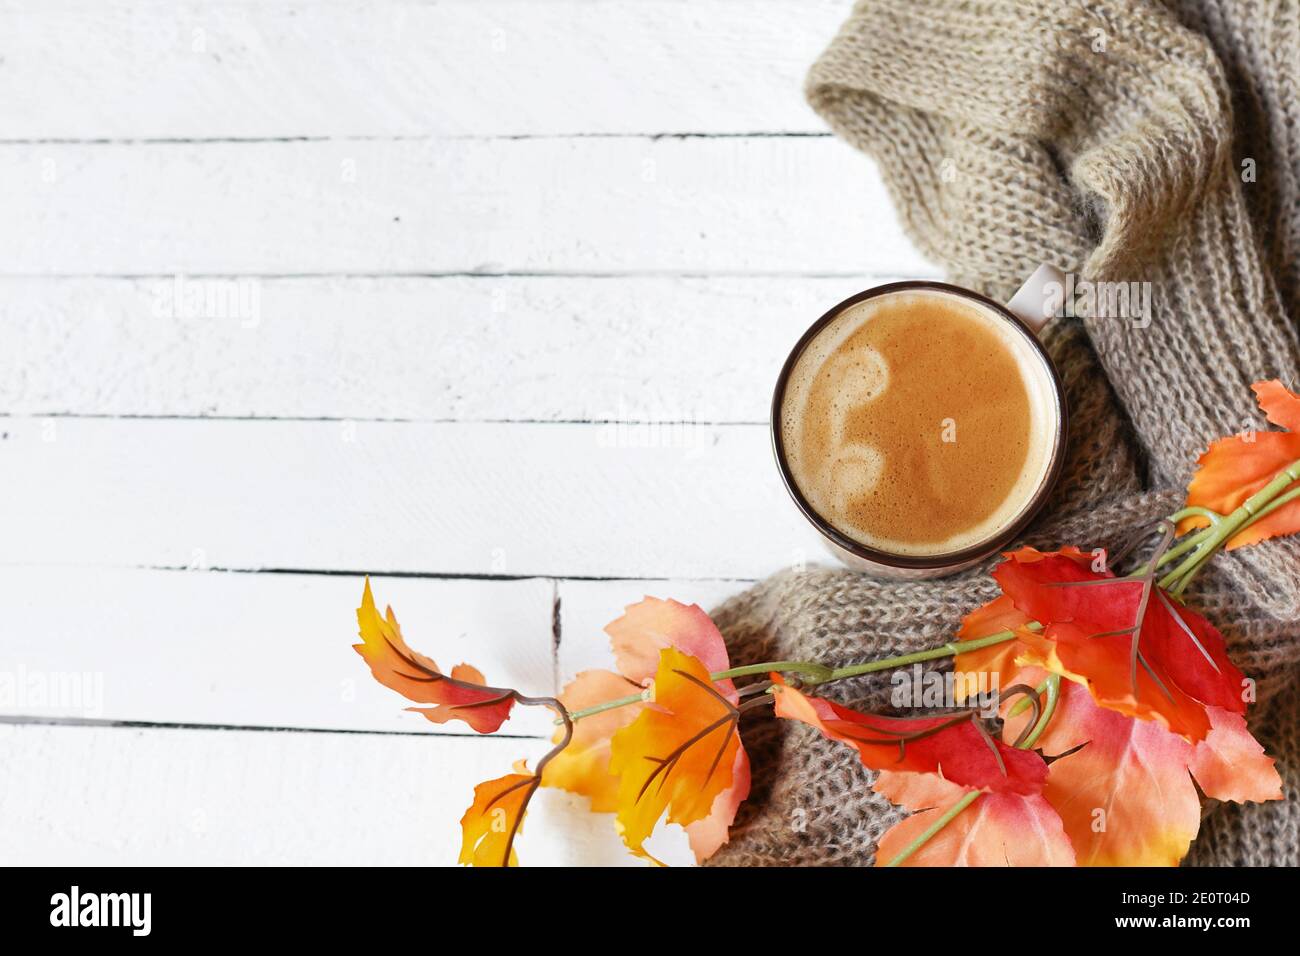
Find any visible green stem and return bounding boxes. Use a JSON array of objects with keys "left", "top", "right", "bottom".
[
  {"left": 1166, "top": 506, "right": 1224, "bottom": 525},
  {"left": 1006, "top": 677, "right": 1050, "bottom": 718},
  {"left": 1020, "top": 675, "right": 1061, "bottom": 749},
  {"left": 1147, "top": 518, "right": 1220, "bottom": 573},
  {"left": 1161, "top": 457, "right": 1300, "bottom": 594},
  {"left": 564, "top": 691, "right": 646, "bottom": 723},
  {"left": 1120, "top": 507, "right": 1221, "bottom": 578},
  {"left": 1250, "top": 483, "right": 1300, "bottom": 520},
  {"left": 1159, "top": 543, "right": 1210, "bottom": 593},
  {"left": 819, "top": 625, "right": 1040, "bottom": 685},
  {"left": 1175, "top": 484, "right": 1300, "bottom": 589},
  {"left": 723, "top": 628, "right": 1036, "bottom": 689},
  {"left": 712, "top": 660, "right": 834, "bottom": 683}
]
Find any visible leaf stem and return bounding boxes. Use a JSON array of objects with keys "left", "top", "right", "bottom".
[
  {"left": 564, "top": 691, "right": 646, "bottom": 723},
  {"left": 1160, "top": 457, "right": 1300, "bottom": 594},
  {"left": 1146, "top": 519, "right": 1219, "bottom": 573},
  {"left": 817, "top": 625, "right": 1039, "bottom": 685},
  {"left": 712, "top": 660, "right": 834, "bottom": 683},
  {"left": 1006, "top": 677, "right": 1050, "bottom": 718},
  {"left": 1020, "top": 675, "right": 1061, "bottom": 749}
]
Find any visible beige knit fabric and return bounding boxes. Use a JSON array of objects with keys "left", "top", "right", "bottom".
[{"left": 707, "top": 0, "right": 1300, "bottom": 867}]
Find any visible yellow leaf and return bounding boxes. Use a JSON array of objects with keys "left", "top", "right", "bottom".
[
  {"left": 542, "top": 669, "right": 643, "bottom": 812},
  {"left": 458, "top": 772, "right": 536, "bottom": 867},
  {"left": 607, "top": 647, "right": 742, "bottom": 861}
]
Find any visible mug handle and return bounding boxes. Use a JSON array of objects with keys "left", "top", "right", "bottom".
[{"left": 1004, "top": 263, "right": 1066, "bottom": 335}]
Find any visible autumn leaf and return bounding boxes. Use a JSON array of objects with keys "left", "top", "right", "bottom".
[
  {"left": 771, "top": 679, "right": 1067, "bottom": 866},
  {"left": 952, "top": 593, "right": 1040, "bottom": 697},
  {"left": 606, "top": 596, "right": 735, "bottom": 687},
  {"left": 1254, "top": 378, "right": 1300, "bottom": 430},
  {"left": 607, "top": 646, "right": 746, "bottom": 863},
  {"left": 1001, "top": 676, "right": 1281, "bottom": 866},
  {"left": 459, "top": 770, "right": 537, "bottom": 867},
  {"left": 353, "top": 578, "right": 515, "bottom": 733},
  {"left": 542, "top": 668, "right": 643, "bottom": 813},
  {"left": 873, "top": 771, "right": 1075, "bottom": 866},
  {"left": 771, "top": 678, "right": 1046, "bottom": 795},
  {"left": 993, "top": 547, "right": 1246, "bottom": 740},
  {"left": 1003, "top": 672, "right": 1196, "bottom": 866},
  {"left": 1182, "top": 380, "right": 1300, "bottom": 548},
  {"left": 542, "top": 598, "right": 749, "bottom": 863},
  {"left": 1186, "top": 708, "right": 1284, "bottom": 804},
  {"left": 952, "top": 548, "right": 1097, "bottom": 697},
  {"left": 678, "top": 745, "right": 750, "bottom": 864}
]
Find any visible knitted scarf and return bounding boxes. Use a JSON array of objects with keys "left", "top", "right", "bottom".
[{"left": 707, "top": 0, "right": 1300, "bottom": 866}]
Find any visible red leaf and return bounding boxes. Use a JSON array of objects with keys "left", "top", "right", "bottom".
[
  {"left": 771, "top": 678, "right": 1046, "bottom": 796},
  {"left": 952, "top": 593, "right": 1039, "bottom": 696},
  {"left": 994, "top": 548, "right": 1245, "bottom": 739}
]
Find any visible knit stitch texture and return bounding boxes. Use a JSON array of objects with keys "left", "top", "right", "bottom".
[{"left": 706, "top": 0, "right": 1300, "bottom": 867}]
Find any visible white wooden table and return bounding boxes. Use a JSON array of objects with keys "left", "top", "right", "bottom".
[{"left": 0, "top": 0, "right": 934, "bottom": 865}]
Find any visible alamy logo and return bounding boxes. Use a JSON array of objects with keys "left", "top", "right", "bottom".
[{"left": 49, "top": 886, "right": 151, "bottom": 937}]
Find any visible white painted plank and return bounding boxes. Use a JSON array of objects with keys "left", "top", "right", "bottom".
[
  {"left": 2, "top": 137, "right": 929, "bottom": 276},
  {"left": 1, "top": 417, "right": 824, "bottom": 579},
  {"left": 1, "top": 1, "right": 846, "bottom": 139},
  {"left": 0, "top": 275, "right": 902, "bottom": 421},
  {"left": 557, "top": 579, "right": 748, "bottom": 686},
  {"left": 0, "top": 567, "right": 556, "bottom": 736},
  {"left": 0, "top": 723, "right": 695, "bottom": 865}
]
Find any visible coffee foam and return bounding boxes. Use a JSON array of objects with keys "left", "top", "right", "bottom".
[{"left": 780, "top": 289, "right": 1058, "bottom": 557}]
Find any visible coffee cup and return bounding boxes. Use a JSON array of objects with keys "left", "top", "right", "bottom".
[{"left": 772, "top": 264, "right": 1068, "bottom": 578}]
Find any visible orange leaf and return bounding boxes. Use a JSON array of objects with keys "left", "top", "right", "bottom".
[
  {"left": 607, "top": 647, "right": 746, "bottom": 863},
  {"left": 1253, "top": 379, "right": 1300, "bottom": 431},
  {"left": 458, "top": 771, "right": 536, "bottom": 867},
  {"left": 542, "top": 669, "right": 644, "bottom": 812},
  {"left": 873, "top": 771, "right": 1074, "bottom": 866},
  {"left": 772, "top": 679, "right": 1046, "bottom": 795},
  {"left": 1002, "top": 678, "right": 1281, "bottom": 866},
  {"left": 954, "top": 547, "right": 1096, "bottom": 694},
  {"left": 953, "top": 593, "right": 1039, "bottom": 698},
  {"left": 352, "top": 579, "right": 514, "bottom": 733},
  {"left": 681, "top": 747, "right": 750, "bottom": 864},
  {"left": 1186, "top": 708, "right": 1284, "bottom": 804},
  {"left": 1182, "top": 380, "right": 1300, "bottom": 548}
]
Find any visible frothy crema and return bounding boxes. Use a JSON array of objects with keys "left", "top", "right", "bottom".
[{"left": 779, "top": 289, "right": 1058, "bottom": 556}]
